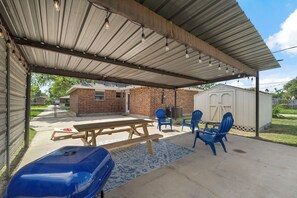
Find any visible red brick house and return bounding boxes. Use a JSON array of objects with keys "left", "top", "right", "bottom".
[{"left": 67, "top": 83, "right": 201, "bottom": 117}]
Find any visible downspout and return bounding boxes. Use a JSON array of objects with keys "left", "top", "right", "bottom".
[
  {"left": 255, "top": 71, "right": 259, "bottom": 137},
  {"left": 24, "top": 69, "right": 31, "bottom": 148},
  {"left": 5, "top": 44, "right": 10, "bottom": 178}
]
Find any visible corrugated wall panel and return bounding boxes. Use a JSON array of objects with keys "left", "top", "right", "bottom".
[
  {"left": 0, "top": 38, "right": 6, "bottom": 169},
  {"left": 9, "top": 50, "right": 27, "bottom": 162}
]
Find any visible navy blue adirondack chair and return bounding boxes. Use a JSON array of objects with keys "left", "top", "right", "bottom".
[
  {"left": 182, "top": 110, "right": 203, "bottom": 134},
  {"left": 192, "top": 113, "right": 234, "bottom": 155},
  {"left": 156, "top": 109, "right": 172, "bottom": 131},
  {"left": 204, "top": 112, "right": 233, "bottom": 141}
]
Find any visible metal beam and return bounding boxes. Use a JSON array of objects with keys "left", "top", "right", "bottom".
[
  {"left": 31, "top": 65, "right": 176, "bottom": 89},
  {"left": 255, "top": 71, "right": 259, "bottom": 137},
  {"left": 13, "top": 37, "right": 206, "bottom": 83},
  {"left": 24, "top": 70, "right": 31, "bottom": 148},
  {"left": 177, "top": 73, "right": 249, "bottom": 88},
  {"left": 90, "top": 0, "right": 257, "bottom": 76},
  {"left": 5, "top": 46, "right": 10, "bottom": 179}
]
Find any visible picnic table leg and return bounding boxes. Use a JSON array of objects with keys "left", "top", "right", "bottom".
[
  {"left": 142, "top": 124, "right": 153, "bottom": 155},
  {"left": 81, "top": 131, "right": 90, "bottom": 146},
  {"left": 91, "top": 130, "right": 97, "bottom": 146},
  {"left": 128, "top": 128, "right": 133, "bottom": 140}
]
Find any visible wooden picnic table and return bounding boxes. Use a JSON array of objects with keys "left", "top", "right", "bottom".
[{"left": 73, "top": 119, "right": 162, "bottom": 154}]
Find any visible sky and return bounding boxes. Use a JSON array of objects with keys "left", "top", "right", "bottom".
[{"left": 223, "top": 0, "right": 297, "bottom": 92}]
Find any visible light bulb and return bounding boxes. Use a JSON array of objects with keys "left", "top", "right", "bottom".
[
  {"left": 185, "top": 51, "right": 189, "bottom": 58},
  {"left": 251, "top": 77, "right": 253, "bottom": 81},
  {"left": 232, "top": 70, "right": 235, "bottom": 75},
  {"left": 198, "top": 56, "right": 202, "bottom": 63},
  {"left": 6, "top": 39, "right": 11, "bottom": 48},
  {"left": 226, "top": 67, "right": 229, "bottom": 73},
  {"left": 238, "top": 74, "right": 241, "bottom": 78},
  {"left": 53, "top": 0, "right": 60, "bottom": 11},
  {"left": 165, "top": 44, "right": 169, "bottom": 51},
  {"left": 165, "top": 38, "right": 169, "bottom": 51},
  {"left": 209, "top": 61, "right": 212, "bottom": 67},
  {"left": 0, "top": 28, "right": 3, "bottom": 38},
  {"left": 218, "top": 64, "right": 221, "bottom": 70},
  {"left": 141, "top": 33, "right": 145, "bottom": 42},
  {"left": 105, "top": 18, "right": 110, "bottom": 30}
]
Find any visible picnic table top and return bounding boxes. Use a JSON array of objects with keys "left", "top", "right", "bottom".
[{"left": 73, "top": 119, "right": 154, "bottom": 132}]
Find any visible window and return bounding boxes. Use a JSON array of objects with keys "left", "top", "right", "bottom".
[
  {"left": 95, "top": 91, "right": 105, "bottom": 100},
  {"left": 116, "top": 92, "right": 122, "bottom": 98}
]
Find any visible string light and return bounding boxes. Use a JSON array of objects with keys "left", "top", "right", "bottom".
[
  {"left": 232, "top": 68, "right": 235, "bottom": 75},
  {"left": 225, "top": 66, "right": 229, "bottom": 73},
  {"left": 218, "top": 63, "right": 221, "bottom": 70},
  {"left": 185, "top": 45, "right": 189, "bottom": 58},
  {"left": 53, "top": 0, "right": 60, "bottom": 11},
  {"left": 238, "top": 74, "right": 241, "bottom": 78},
  {"left": 198, "top": 52, "right": 202, "bottom": 63},
  {"left": 0, "top": 27, "right": 3, "bottom": 38},
  {"left": 251, "top": 77, "right": 253, "bottom": 81},
  {"left": 208, "top": 57, "right": 212, "bottom": 66},
  {"left": 141, "top": 25, "right": 145, "bottom": 42},
  {"left": 104, "top": 11, "right": 110, "bottom": 30},
  {"left": 165, "top": 37, "right": 169, "bottom": 51},
  {"left": 6, "top": 39, "right": 11, "bottom": 48}
]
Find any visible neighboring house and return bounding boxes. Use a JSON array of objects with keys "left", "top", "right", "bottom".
[
  {"left": 67, "top": 83, "right": 201, "bottom": 117},
  {"left": 31, "top": 96, "right": 47, "bottom": 105},
  {"left": 194, "top": 84, "right": 272, "bottom": 132},
  {"left": 59, "top": 96, "right": 70, "bottom": 107}
]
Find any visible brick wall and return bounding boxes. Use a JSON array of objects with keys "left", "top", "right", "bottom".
[
  {"left": 70, "top": 91, "right": 79, "bottom": 114},
  {"left": 129, "top": 88, "right": 151, "bottom": 116},
  {"left": 70, "top": 87, "right": 198, "bottom": 117},
  {"left": 70, "top": 89, "right": 125, "bottom": 115},
  {"left": 129, "top": 87, "right": 198, "bottom": 117}
]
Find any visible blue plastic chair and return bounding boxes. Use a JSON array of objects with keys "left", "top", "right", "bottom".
[
  {"left": 192, "top": 113, "right": 234, "bottom": 155},
  {"left": 182, "top": 110, "right": 203, "bottom": 133},
  {"left": 156, "top": 109, "right": 172, "bottom": 131},
  {"left": 204, "top": 112, "right": 233, "bottom": 141}
]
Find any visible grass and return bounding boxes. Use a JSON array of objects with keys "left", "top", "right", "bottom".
[
  {"left": 275, "top": 104, "right": 297, "bottom": 114},
  {"left": 260, "top": 116, "right": 297, "bottom": 146},
  {"left": 30, "top": 105, "right": 48, "bottom": 119}
]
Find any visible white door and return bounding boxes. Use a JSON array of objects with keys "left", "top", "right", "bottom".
[
  {"left": 125, "top": 91, "right": 130, "bottom": 113},
  {"left": 209, "top": 91, "right": 234, "bottom": 121}
]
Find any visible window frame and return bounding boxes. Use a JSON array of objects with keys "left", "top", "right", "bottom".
[
  {"left": 95, "top": 91, "right": 105, "bottom": 101},
  {"left": 116, "top": 92, "right": 122, "bottom": 99}
]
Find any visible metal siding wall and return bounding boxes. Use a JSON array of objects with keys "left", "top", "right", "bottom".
[
  {"left": 9, "top": 52, "right": 26, "bottom": 160},
  {"left": 0, "top": 39, "right": 6, "bottom": 169}
]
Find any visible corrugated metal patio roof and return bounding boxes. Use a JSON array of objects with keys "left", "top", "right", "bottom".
[{"left": 0, "top": 0, "right": 280, "bottom": 89}]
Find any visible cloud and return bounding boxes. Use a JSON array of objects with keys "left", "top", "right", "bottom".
[{"left": 266, "top": 9, "right": 297, "bottom": 55}]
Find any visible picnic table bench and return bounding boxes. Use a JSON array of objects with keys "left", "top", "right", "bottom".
[{"left": 72, "top": 119, "right": 163, "bottom": 154}]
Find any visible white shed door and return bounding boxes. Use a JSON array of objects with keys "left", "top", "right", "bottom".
[{"left": 209, "top": 91, "right": 234, "bottom": 121}]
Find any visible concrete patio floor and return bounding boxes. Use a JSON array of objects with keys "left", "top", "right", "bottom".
[{"left": 17, "top": 106, "right": 297, "bottom": 197}]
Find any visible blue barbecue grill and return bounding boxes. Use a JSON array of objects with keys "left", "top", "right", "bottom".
[{"left": 3, "top": 146, "right": 114, "bottom": 198}]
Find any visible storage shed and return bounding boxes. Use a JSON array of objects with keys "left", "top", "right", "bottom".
[{"left": 194, "top": 84, "right": 272, "bottom": 131}]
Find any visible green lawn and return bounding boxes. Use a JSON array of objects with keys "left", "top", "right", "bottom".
[
  {"left": 276, "top": 104, "right": 297, "bottom": 114},
  {"left": 230, "top": 117, "right": 297, "bottom": 146},
  {"left": 30, "top": 105, "right": 48, "bottom": 119}
]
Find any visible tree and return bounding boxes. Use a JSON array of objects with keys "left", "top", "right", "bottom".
[
  {"left": 49, "top": 76, "right": 81, "bottom": 99},
  {"left": 283, "top": 78, "right": 297, "bottom": 99},
  {"left": 195, "top": 83, "right": 216, "bottom": 90}
]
